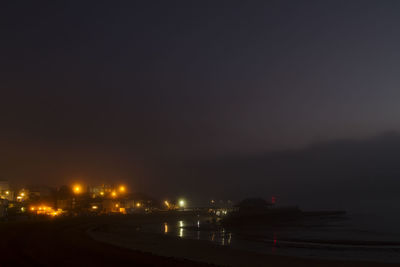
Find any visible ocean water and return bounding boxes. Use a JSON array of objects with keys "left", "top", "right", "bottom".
[{"left": 143, "top": 211, "right": 400, "bottom": 263}]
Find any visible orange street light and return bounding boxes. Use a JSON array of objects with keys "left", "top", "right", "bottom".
[
  {"left": 119, "top": 185, "right": 126, "bottom": 193},
  {"left": 73, "top": 185, "right": 82, "bottom": 194}
]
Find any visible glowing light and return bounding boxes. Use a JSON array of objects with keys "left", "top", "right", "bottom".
[
  {"left": 111, "top": 191, "right": 117, "bottom": 197},
  {"left": 164, "top": 200, "right": 170, "bottom": 208},
  {"left": 5, "top": 191, "right": 9, "bottom": 195},
  {"left": 31, "top": 207, "right": 35, "bottom": 211},
  {"left": 73, "top": 185, "right": 82, "bottom": 194},
  {"left": 136, "top": 202, "right": 141, "bottom": 207},
  {"left": 115, "top": 204, "right": 119, "bottom": 208},
  {"left": 164, "top": 223, "right": 168, "bottom": 234},
  {"left": 20, "top": 192, "right": 25, "bottom": 197},
  {"left": 179, "top": 199, "right": 185, "bottom": 208},
  {"left": 100, "top": 192, "right": 104, "bottom": 196},
  {"left": 92, "top": 205, "right": 98, "bottom": 209},
  {"left": 119, "top": 186, "right": 126, "bottom": 193},
  {"left": 21, "top": 207, "right": 25, "bottom": 212},
  {"left": 179, "top": 228, "right": 184, "bottom": 238}
]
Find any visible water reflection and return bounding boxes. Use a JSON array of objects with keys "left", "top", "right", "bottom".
[
  {"left": 179, "top": 227, "right": 184, "bottom": 238},
  {"left": 164, "top": 220, "right": 233, "bottom": 246},
  {"left": 272, "top": 232, "right": 277, "bottom": 253}
]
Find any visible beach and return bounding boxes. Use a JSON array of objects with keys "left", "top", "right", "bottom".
[
  {"left": 0, "top": 214, "right": 399, "bottom": 266},
  {"left": 87, "top": 213, "right": 400, "bottom": 266}
]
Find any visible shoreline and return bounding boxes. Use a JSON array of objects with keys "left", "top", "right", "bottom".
[
  {"left": 1, "top": 214, "right": 398, "bottom": 266},
  {"left": 87, "top": 214, "right": 400, "bottom": 266}
]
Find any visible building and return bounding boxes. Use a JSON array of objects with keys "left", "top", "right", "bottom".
[{"left": 0, "top": 180, "right": 14, "bottom": 201}]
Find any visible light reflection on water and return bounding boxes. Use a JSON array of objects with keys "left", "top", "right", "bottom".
[
  {"left": 164, "top": 220, "right": 233, "bottom": 246},
  {"left": 156, "top": 217, "right": 400, "bottom": 263},
  {"left": 179, "top": 228, "right": 184, "bottom": 238},
  {"left": 164, "top": 223, "right": 168, "bottom": 234},
  {"left": 161, "top": 220, "right": 282, "bottom": 253}
]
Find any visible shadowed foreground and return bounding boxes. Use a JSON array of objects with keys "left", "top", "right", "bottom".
[
  {"left": 1, "top": 216, "right": 399, "bottom": 267},
  {"left": 0, "top": 217, "right": 211, "bottom": 267}
]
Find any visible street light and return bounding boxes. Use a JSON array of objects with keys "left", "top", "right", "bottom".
[
  {"left": 179, "top": 199, "right": 185, "bottom": 208},
  {"left": 73, "top": 185, "right": 82, "bottom": 194},
  {"left": 119, "top": 185, "right": 126, "bottom": 193}
]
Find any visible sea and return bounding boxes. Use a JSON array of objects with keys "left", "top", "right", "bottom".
[{"left": 142, "top": 210, "right": 400, "bottom": 263}]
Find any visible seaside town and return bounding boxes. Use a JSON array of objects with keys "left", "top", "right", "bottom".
[{"left": 0, "top": 180, "right": 237, "bottom": 220}]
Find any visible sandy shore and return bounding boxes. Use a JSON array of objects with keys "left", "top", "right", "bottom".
[
  {"left": 0, "top": 214, "right": 398, "bottom": 266},
  {"left": 87, "top": 213, "right": 400, "bottom": 267},
  {"left": 0, "top": 216, "right": 212, "bottom": 266}
]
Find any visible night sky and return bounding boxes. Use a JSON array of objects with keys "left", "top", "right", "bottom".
[{"left": 2, "top": 1, "right": 400, "bottom": 208}]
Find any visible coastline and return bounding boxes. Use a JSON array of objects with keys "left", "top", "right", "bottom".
[
  {"left": 87, "top": 214, "right": 400, "bottom": 267},
  {"left": 1, "top": 214, "right": 398, "bottom": 266}
]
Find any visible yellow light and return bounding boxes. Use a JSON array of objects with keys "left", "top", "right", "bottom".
[
  {"left": 92, "top": 205, "right": 98, "bottom": 209},
  {"left": 5, "top": 191, "right": 9, "bottom": 195},
  {"left": 31, "top": 207, "right": 35, "bottom": 211},
  {"left": 111, "top": 191, "right": 117, "bottom": 197},
  {"left": 21, "top": 207, "right": 25, "bottom": 212},
  {"left": 115, "top": 204, "right": 119, "bottom": 208},
  {"left": 39, "top": 207, "right": 42, "bottom": 211},
  {"left": 119, "top": 186, "right": 126, "bottom": 193},
  {"left": 20, "top": 192, "right": 25, "bottom": 197},
  {"left": 136, "top": 202, "right": 141, "bottom": 207},
  {"left": 179, "top": 199, "right": 185, "bottom": 207},
  {"left": 100, "top": 192, "right": 104, "bottom": 196},
  {"left": 73, "top": 185, "right": 82, "bottom": 194},
  {"left": 164, "top": 200, "right": 170, "bottom": 207}
]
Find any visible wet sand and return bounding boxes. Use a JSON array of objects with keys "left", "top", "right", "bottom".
[
  {"left": 0, "top": 216, "right": 212, "bottom": 266},
  {"left": 1, "top": 214, "right": 399, "bottom": 266},
  {"left": 87, "top": 213, "right": 400, "bottom": 267}
]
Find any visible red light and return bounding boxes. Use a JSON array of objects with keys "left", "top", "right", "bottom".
[{"left": 271, "top": 196, "right": 276, "bottom": 204}]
